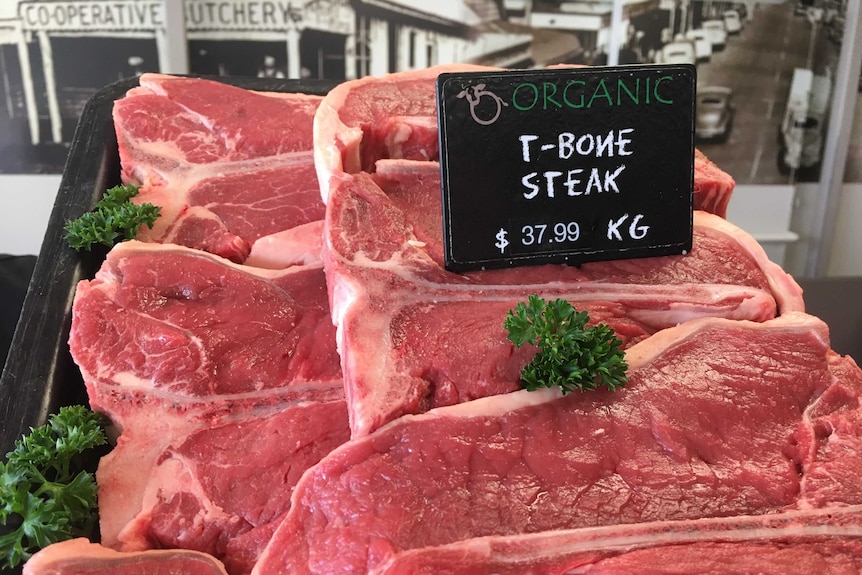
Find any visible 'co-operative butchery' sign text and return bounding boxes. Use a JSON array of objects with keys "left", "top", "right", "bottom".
[
  {"left": 437, "top": 65, "right": 696, "bottom": 272},
  {"left": 19, "top": 1, "right": 164, "bottom": 31}
]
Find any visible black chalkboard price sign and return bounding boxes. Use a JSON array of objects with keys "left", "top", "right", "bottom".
[{"left": 437, "top": 64, "right": 696, "bottom": 272}]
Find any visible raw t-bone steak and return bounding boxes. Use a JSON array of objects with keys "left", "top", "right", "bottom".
[
  {"left": 254, "top": 313, "right": 862, "bottom": 574},
  {"left": 322, "top": 161, "right": 802, "bottom": 437},
  {"left": 377, "top": 507, "right": 862, "bottom": 574},
  {"left": 68, "top": 241, "right": 349, "bottom": 573},
  {"left": 313, "top": 64, "right": 735, "bottom": 217},
  {"left": 70, "top": 241, "right": 342, "bottom": 412},
  {"left": 23, "top": 538, "right": 229, "bottom": 575},
  {"left": 108, "top": 398, "right": 348, "bottom": 575},
  {"left": 113, "top": 74, "right": 325, "bottom": 264},
  {"left": 313, "top": 66, "right": 796, "bottom": 437}
]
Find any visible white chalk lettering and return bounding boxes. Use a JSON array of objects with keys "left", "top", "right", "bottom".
[
  {"left": 603, "top": 165, "right": 626, "bottom": 193},
  {"left": 576, "top": 134, "right": 594, "bottom": 156},
  {"left": 544, "top": 171, "right": 563, "bottom": 198},
  {"left": 558, "top": 133, "right": 574, "bottom": 159},
  {"left": 629, "top": 214, "right": 649, "bottom": 239},
  {"left": 517, "top": 129, "right": 632, "bottom": 200},
  {"left": 518, "top": 129, "right": 635, "bottom": 162},
  {"left": 616, "top": 128, "right": 634, "bottom": 155},
  {"left": 565, "top": 169, "right": 584, "bottom": 196},
  {"left": 522, "top": 172, "right": 540, "bottom": 199},
  {"left": 607, "top": 214, "right": 649, "bottom": 240},
  {"left": 519, "top": 135, "right": 539, "bottom": 162},
  {"left": 596, "top": 131, "right": 615, "bottom": 156},
  {"left": 524, "top": 165, "right": 625, "bottom": 199},
  {"left": 585, "top": 168, "right": 603, "bottom": 195},
  {"left": 607, "top": 214, "right": 628, "bottom": 241}
]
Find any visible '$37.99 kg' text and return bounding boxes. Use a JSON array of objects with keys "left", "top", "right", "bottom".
[{"left": 494, "top": 214, "right": 650, "bottom": 254}]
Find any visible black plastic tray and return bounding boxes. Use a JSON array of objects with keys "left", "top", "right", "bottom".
[{"left": 0, "top": 75, "right": 335, "bottom": 457}]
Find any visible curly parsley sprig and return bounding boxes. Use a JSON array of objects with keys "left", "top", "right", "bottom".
[
  {"left": 0, "top": 405, "right": 107, "bottom": 568},
  {"left": 504, "top": 295, "right": 628, "bottom": 394},
  {"left": 64, "top": 184, "right": 161, "bottom": 251}
]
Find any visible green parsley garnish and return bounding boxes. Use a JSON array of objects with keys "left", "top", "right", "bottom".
[
  {"left": 64, "top": 184, "right": 161, "bottom": 250},
  {"left": 0, "top": 405, "right": 107, "bottom": 568},
  {"left": 504, "top": 295, "right": 628, "bottom": 394}
]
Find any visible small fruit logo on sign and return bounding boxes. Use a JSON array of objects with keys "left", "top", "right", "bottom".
[{"left": 456, "top": 83, "right": 509, "bottom": 125}]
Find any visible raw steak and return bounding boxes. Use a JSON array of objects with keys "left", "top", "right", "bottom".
[
  {"left": 330, "top": 161, "right": 799, "bottom": 303},
  {"left": 322, "top": 164, "right": 802, "bottom": 436},
  {"left": 23, "top": 538, "right": 229, "bottom": 575},
  {"left": 68, "top": 241, "right": 348, "bottom": 573},
  {"left": 693, "top": 148, "right": 735, "bottom": 218},
  {"left": 253, "top": 312, "right": 862, "bottom": 574},
  {"left": 113, "top": 74, "right": 325, "bottom": 263},
  {"left": 70, "top": 241, "right": 342, "bottom": 412},
  {"left": 375, "top": 507, "right": 862, "bottom": 574},
  {"left": 314, "top": 67, "right": 792, "bottom": 437},
  {"left": 109, "top": 399, "right": 349, "bottom": 574},
  {"left": 313, "top": 64, "right": 735, "bottom": 217},
  {"left": 313, "top": 63, "right": 489, "bottom": 197}
]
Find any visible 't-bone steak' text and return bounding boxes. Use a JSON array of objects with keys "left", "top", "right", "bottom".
[{"left": 519, "top": 128, "right": 633, "bottom": 199}]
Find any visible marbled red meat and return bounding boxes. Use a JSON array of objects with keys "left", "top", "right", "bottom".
[
  {"left": 322, "top": 163, "right": 801, "bottom": 437},
  {"left": 375, "top": 507, "right": 862, "bottom": 575},
  {"left": 23, "top": 539, "right": 229, "bottom": 575},
  {"left": 311, "top": 67, "right": 797, "bottom": 438},
  {"left": 71, "top": 242, "right": 341, "bottom": 403},
  {"left": 68, "top": 241, "right": 348, "bottom": 573},
  {"left": 313, "top": 64, "right": 735, "bottom": 218},
  {"left": 113, "top": 74, "right": 325, "bottom": 263},
  {"left": 253, "top": 313, "right": 862, "bottom": 574},
  {"left": 54, "top": 72, "right": 859, "bottom": 575},
  {"left": 693, "top": 148, "right": 735, "bottom": 217}
]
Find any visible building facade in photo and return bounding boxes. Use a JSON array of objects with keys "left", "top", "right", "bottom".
[
  {"left": 2, "top": 0, "right": 165, "bottom": 149},
  {"left": 184, "top": 0, "right": 535, "bottom": 80}
]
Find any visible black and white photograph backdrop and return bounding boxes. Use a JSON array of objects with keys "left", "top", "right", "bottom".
[
  {"left": 0, "top": 0, "right": 858, "bottom": 184},
  {"left": 0, "top": 1, "right": 164, "bottom": 173},
  {"left": 0, "top": 0, "right": 860, "bottom": 274},
  {"left": 0, "top": 0, "right": 859, "bottom": 181}
]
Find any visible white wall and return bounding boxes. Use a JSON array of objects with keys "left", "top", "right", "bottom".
[
  {"left": 0, "top": 175, "right": 60, "bottom": 256},
  {"left": 828, "top": 183, "right": 862, "bottom": 276},
  {"left": 725, "top": 185, "right": 798, "bottom": 269}
]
